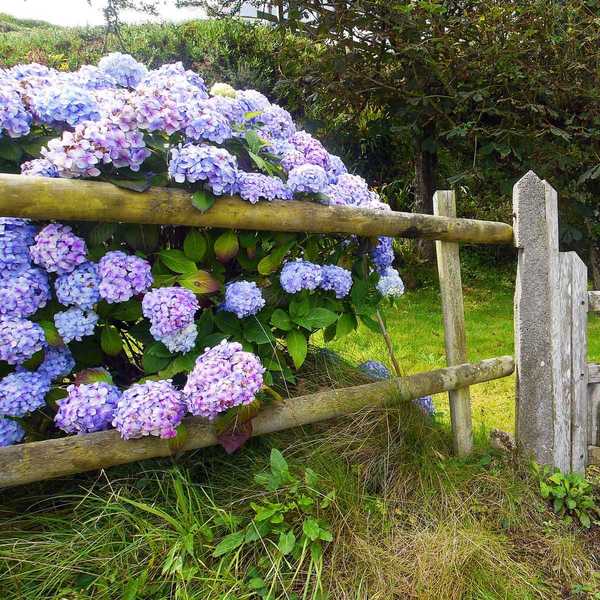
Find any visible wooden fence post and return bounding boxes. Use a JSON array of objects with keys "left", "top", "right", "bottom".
[
  {"left": 434, "top": 190, "right": 473, "bottom": 456},
  {"left": 513, "top": 171, "right": 565, "bottom": 468}
]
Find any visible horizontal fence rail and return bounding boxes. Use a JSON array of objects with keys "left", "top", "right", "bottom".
[
  {"left": 0, "top": 356, "right": 514, "bottom": 488},
  {"left": 0, "top": 174, "right": 514, "bottom": 244}
]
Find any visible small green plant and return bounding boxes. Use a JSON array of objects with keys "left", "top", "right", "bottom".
[
  {"left": 534, "top": 463, "right": 600, "bottom": 528},
  {"left": 212, "top": 448, "right": 335, "bottom": 599}
]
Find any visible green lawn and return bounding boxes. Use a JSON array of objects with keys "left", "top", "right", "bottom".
[{"left": 324, "top": 264, "right": 600, "bottom": 433}]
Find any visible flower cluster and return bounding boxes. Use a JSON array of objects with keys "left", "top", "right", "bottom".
[
  {"left": 0, "top": 82, "right": 31, "bottom": 138},
  {"left": 0, "top": 417, "right": 25, "bottom": 447},
  {"left": 113, "top": 380, "right": 185, "bottom": 439},
  {"left": 237, "top": 172, "right": 291, "bottom": 203},
  {"left": 55, "top": 262, "right": 100, "bottom": 309},
  {"left": 54, "top": 307, "right": 99, "bottom": 343},
  {"left": 376, "top": 267, "right": 405, "bottom": 298},
  {"left": 371, "top": 237, "right": 395, "bottom": 274},
  {"left": 0, "top": 218, "right": 36, "bottom": 273},
  {"left": 98, "top": 251, "right": 153, "bottom": 303},
  {"left": 359, "top": 360, "right": 391, "bottom": 380},
  {"left": 0, "top": 371, "right": 51, "bottom": 417},
  {"left": 20, "top": 158, "right": 59, "bottom": 178},
  {"left": 287, "top": 164, "right": 329, "bottom": 194},
  {"left": 98, "top": 52, "right": 148, "bottom": 88},
  {"left": 183, "top": 340, "right": 264, "bottom": 420},
  {"left": 320, "top": 265, "right": 353, "bottom": 299},
  {"left": 55, "top": 382, "right": 121, "bottom": 434},
  {"left": 30, "top": 223, "right": 87, "bottom": 274},
  {"left": 32, "top": 85, "right": 101, "bottom": 128},
  {"left": 280, "top": 260, "right": 352, "bottom": 298},
  {"left": 222, "top": 280, "right": 265, "bottom": 318},
  {"left": 38, "top": 346, "right": 76, "bottom": 381},
  {"left": 0, "top": 317, "right": 46, "bottom": 365},
  {"left": 0, "top": 266, "right": 50, "bottom": 318}
]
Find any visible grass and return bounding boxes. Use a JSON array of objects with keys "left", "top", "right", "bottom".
[{"left": 1, "top": 262, "right": 600, "bottom": 599}]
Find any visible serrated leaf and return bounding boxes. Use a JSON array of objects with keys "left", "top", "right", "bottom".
[
  {"left": 143, "top": 341, "right": 173, "bottom": 374},
  {"left": 214, "top": 231, "right": 239, "bottom": 262},
  {"left": 270, "top": 448, "right": 289, "bottom": 478},
  {"left": 111, "top": 299, "right": 143, "bottom": 322},
  {"left": 257, "top": 240, "right": 295, "bottom": 275},
  {"left": 179, "top": 270, "right": 220, "bottom": 294},
  {"left": 183, "top": 230, "right": 207, "bottom": 262},
  {"left": 336, "top": 313, "right": 357, "bottom": 338},
  {"left": 271, "top": 309, "right": 292, "bottom": 331},
  {"left": 214, "top": 311, "right": 242, "bottom": 336},
  {"left": 101, "top": 325, "right": 123, "bottom": 356},
  {"left": 73, "top": 368, "right": 113, "bottom": 385},
  {"left": 302, "top": 518, "right": 320, "bottom": 541},
  {"left": 286, "top": 329, "right": 307, "bottom": 368},
  {"left": 295, "top": 308, "right": 338, "bottom": 331},
  {"left": 159, "top": 249, "right": 197, "bottom": 274},
  {"left": 243, "top": 319, "right": 273, "bottom": 344},
  {"left": 191, "top": 189, "right": 216, "bottom": 212}
]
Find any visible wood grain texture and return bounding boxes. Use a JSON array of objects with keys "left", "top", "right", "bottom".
[
  {"left": 0, "top": 356, "right": 514, "bottom": 488},
  {"left": 589, "top": 292, "right": 600, "bottom": 312},
  {"left": 589, "top": 364, "right": 600, "bottom": 384},
  {"left": 0, "top": 174, "right": 514, "bottom": 244},
  {"left": 588, "top": 444, "right": 600, "bottom": 465},
  {"left": 434, "top": 191, "right": 473, "bottom": 456},
  {"left": 588, "top": 384, "right": 600, "bottom": 447}
]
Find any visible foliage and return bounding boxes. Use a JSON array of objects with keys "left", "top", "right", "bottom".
[{"left": 534, "top": 463, "right": 600, "bottom": 529}]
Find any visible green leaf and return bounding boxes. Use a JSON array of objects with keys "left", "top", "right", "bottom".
[
  {"left": 111, "top": 299, "right": 143, "bottom": 321},
  {"left": 579, "top": 511, "right": 592, "bottom": 528},
  {"left": 108, "top": 178, "right": 152, "bottom": 193},
  {"left": 20, "top": 135, "right": 54, "bottom": 157},
  {"left": 245, "top": 129, "right": 267, "bottom": 153},
  {"left": 214, "top": 231, "right": 239, "bottom": 262},
  {"left": 271, "top": 308, "right": 293, "bottom": 331},
  {"left": 295, "top": 308, "right": 339, "bottom": 331},
  {"left": 123, "top": 224, "right": 160, "bottom": 253},
  {"left": 270, "top": 448, "right": 289, "bottom": 479},
  {"left": 212, "top": 531, "right": 245, "bottom": 558},
  {"left": 89, "top": 222, "right": 117, "bottom": 246},
  {"left": 196, "top": 310, "right": 214, "bottom": 338},
  {"left": 101, "top": 325, "right": 123, "bottom": 356},
  {"left": 168, "top": 423, "right": 188, "bottom": 454},
  {"left": 286, "top": 329, "right": 307, "bottom": 369},
  {"left": 38, "top": 320, "right": 63, "bottom": 346},
  {"left": 336, "top": 313, "right": 357, "bottom": 338},
  {"left": 243, "top": 319, "right": 274, "bottom": 344},
  {"left": 191, "top": 189, "right": 216, "bottom": 212},
  {"left": 0, "top": 137, "right": 22, "bottom": 162},
  {"left": 179, "top": 270, "right": 220, "bottom": 294},
  {"left": 214, "top": 311, "right": 242, "bottom": 336},
  {"left": 302, "top": 518, "right": 320, "bottom": 541},
  {"left": 278, "top": 530, "right": 296, "bottom": 555},
  {"left": 143, "top": 341, "right": 172, "bottom": 374},
  {"left": 183, "top": 230, "right": 208, "bottom": 262},
  {"left": 257, "top": 240, "right": 295, "bottom": 275},
  {"left": 159, "top": 249, "right": 197, "bottom": 274}
]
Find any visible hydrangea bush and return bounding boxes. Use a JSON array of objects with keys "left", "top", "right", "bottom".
[{"left": 0, "top": 54, "right": 406, "bottom": 448}]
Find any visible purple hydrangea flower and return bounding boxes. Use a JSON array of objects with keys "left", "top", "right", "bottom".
[
  {"left": 236, "top": 89, "right": 271, "bottom": 114},
  {"left": 113, "top": 380, "right": 186, "bottom": 440},
  {"left": 326, "top": 154, "right": 347, "bottom": 184},
  {"left": 257, "top": 105, "right": 296, "bottom": 140},
  {"left": 376, "top": 267, "right": 405, "bottom": 298},
  {"left": 30, "top": 224, "right": 87, "bottom": 275},
  {"left": 98, "top": 52, "right": 148, "bottom": 87},
  {"left": 0, "top": 317, "right": 46, "bottom": 365},
  {"left": 168, "top": 144, "right": 238, "bottom": 195},
  {"left": 223, "top": 281, "right": 265, "bottom": 318},
  {"left": 185, "top": 105, "right": 232, "bottom": 143},
  {"left": 161, "top": 322, "right": 198, "bottom": 354},
  {"left": 237, "top": 172, "right": 291, "bottom": 203},
  {"left": 0, "top": 371, "right": 50, "bottom": 416},
  {"left": 0, "top": 417, "right": 25, "bottom": 446},
  {"left": 0, "top": 267, "right": 50, "bottom": 318},
  {"left": 371, "top": 237, "right": 394, "bottom": 274},
  {"left": 8, "top": 63, "right": 54, "bottom": 80},
  {"left": 143, "top": 62, "right": 208, "bottom": 96},
  {"left": 55, "top": 382, "right": 121, "bottom": 434},
  {"left": 287, "top": 131, "right": 330, "bottom": 170},
  {"left": 280, "top": 260, "right": 323, "bottom": 294},
  {"left": 359, "top": 360, "right": 391, "bottom": 380},
  {"left": 0, "top": 81, "right": 31, "bottom": 138},
  {"left": 32, "top": 85, "right": 101, "bottom": 127},
  {"left": 319, "top": 265, "right": 353, "bottom": 299},
  {"left": 414, "top": 395, "right": 435, "bottom": 417},
  {"left": 129, "top": 86, "right": 188, "bottom": 134},
  {"left": 287, "top": 164, "right": 328, "bottom": 195},
  {"left": 38, "top": 346, "right": 75, "bottom": 381},
  {"left": 54, "top": 308, "right": 99, "bottom": 343},
  {"left": 0, "top": 218, "right": 36, "bottom": 274},
  {"left": 324, "top": 173, "right": 373, "bottom": 207},
  {"left": 98, "top": 251, "right": 153, "bottom": 303},
  {"left": 142, "top": 286, "right": 199, "bottom": 339},
  {"left": 205, "top": 95, "right": 246, "bottom": 127},
  {"left": 55, "top": 261, "right": 100, "bottom": 310},
  {"left": 20, "top": 158, "right": 59, "bottom": 178},
  {"left": 183, "top": 340, "right": 264, "bottom": 420}
]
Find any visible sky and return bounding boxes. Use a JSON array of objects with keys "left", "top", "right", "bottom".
[{"left": 0, "top": 0, "right": 208, "bottom": 27}]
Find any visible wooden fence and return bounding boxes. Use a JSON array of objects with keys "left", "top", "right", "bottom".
[{"left": 0, "top": 169, "right": 595, "bottom": 487}]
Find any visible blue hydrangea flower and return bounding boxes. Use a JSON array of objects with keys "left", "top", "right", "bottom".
[
  {"left": 72, "top": 65, "right": 116, "bottom": 89},
  {"left": 161, "top": 322, "right": 198, "bottom": 354},
  {"left": 237, "top": 172, "right": 292, "bottom": 203},
  {"left": 20, "top": 158, "right": 59, "bottom": 178},
  {"left": 38, "top": 346, "right": 75, "bottom": 381},
  {"left": 326, "top": 154, "right": 347, "bottom": 183},
  {"left": 54, "top": 308, "right": 99, "bottom": 343},
  {"left": 30, "top": 224, "right": 87, "bottom": 275},
  {"left": 98, "top": 52, "right": 148, "bottom": 87},
  {"left": 0, "top": 317, "right": 46, "bottom": 365},
  {"left": 55, "top": 382, "right": 121, "bottom": 434},
  {"left": 0, "top": 267, "right": 50, "bottom": 318},
  {"left": 414, "top": 395, "right": 435, "bottom": 417},
  {"left": 168, "top": 143, "right": 238, "bottom": 195},
  {"left": 32, "top": 85, "right": 101, "bottom": 127},
  {"left": 55, "top": 262, "right": 100, "bottom": 310},
  {"left": 319, "top": 265, "right": 353, "bottom": 299},
  {"left": 236, "top": 89, "right": 271, "bottom": 114},
  {"left": 222, "top": 281, "right": 265, "bottom": 318},
  {"left": 324, "top": 173, "right": 373, "bottom": 207},
  {"left": 359, "top": 360, "right": 391, "bottom": 380},
  {"left": 376, "top": 267, "right": 405, "bottom": 298},
  {"left": 0, "top": 82, "right": 31, "bottom": 138},
  {"left": 371, "top": 237, "right": 394, "bottom": 274},
  {"left": 0, "top": 417, "right": 25, "bottom": 446},
  {"left": 0, "top": 371, "right": 50, "bottom": 417},
  {"left": 8, "top": 62, "right": 54, "bottom": 80},
  {"left": 280, "top": 260, "right": 323, "bottom": 294},
  {"left": 257, "top": 105, "right": 296, "bottom": 140},
  {"left": 185, "top": 106, "right": 232, "bottom": 143},
  {"left": 287, "top": 164, "right": 328, "bottom": 195},
  {"left": 98, "top": 251, "right": 153, "bottom": 303},
  {"left": 0, "top": 218, "right": 36, "bottom": 274}
]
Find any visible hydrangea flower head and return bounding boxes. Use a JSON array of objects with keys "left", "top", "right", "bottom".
[
  {"left": 55, "top": 382, "right": 121, "bottom": 434},
  {"left": 0, "top": 218, "right": 36, "bottom": 273},
  {"left": 0, "top": 417, "right": 25, "bottom": 446},
  {"left": 359, "top": 360, "right": 391, "bottom": 380},
  {"left": 325, "top": 173, "right": 373, "bottom": 207},
  {"left": 371, "top": 237, "right": 394, "bottom": 274},
  {"left": 0, "top": 317, "right": 46, "bottom": 365},
  {"left": 21, "top": 158, "right": 59, "bottom": 178},
  {"left": 32, "top": 85, "right": 101, "bottom": 127},
  {"left": 161, "top": 322, "right": 198, "bottom": 354},
  {"left": 319, "top": 265, "right": 353, "bottom": 299},
  {"left": 113, "top": 380, "right": 186, "bottom": 439},
  {"left": 222, "top": 281, "right": 265, "bottom": 318},
  {"left": 287, "top": 164, "right": 328, "bottom": 195},
  {"left": 236, "top": 89, "right": 270, "bottom": 114},
  {"left": 98, "top": 52, "right": 147, "bottom": 87},
  {"left": 142, "top": 286, "right": 199, "bottom": 338},
  {"left": 0, "top": 371, "right": 50, "bottom": 417},
  {"left": 280, "top": 260, "right": 323, "bottom": 294},
  {"left": 38, "top": 346, "right": 76, "bottom": 381},
  {"left": 210, "top": 82, "right": 237, "bottom": 98},
  {"left": 185, "top": 105, "right": 232, "bottom": 143},
  {"left": 238, "top": 172, "right": 291, "bottom": 203},
  {"left": 414, "top": 395, "right": 435, "bottom": 417},
  {"left": 0, "top": 267, "right": 50, "bottom": 318},
  {"left": 0, "top": 81, "right": 31, "bottom": 138},
  {"left": 326, "top": 154, "right": 347, "bottom": 183},
  {"left": 376, "top": 267, "right": 405, "bottom": 298},
  {"left": 55, "top": 261, "right": 100, "bottom": 310},
  {"left": 98, "top": 251, "right": 152, "bottom": 303},
  {"left": 30, "top": 223, "right": 87, "bottom": 274},
  {"left": 54, "top": 308, "right": 99, "bottom": 343},
  {"left": 288, "top": 131, "right": 330, "bottom": 170},
  {"left": 183, "top": 340, "right": 264, "bottom": 420},
  {"left": 257, "top": 105, "right": 296, "bottom": 141}
]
